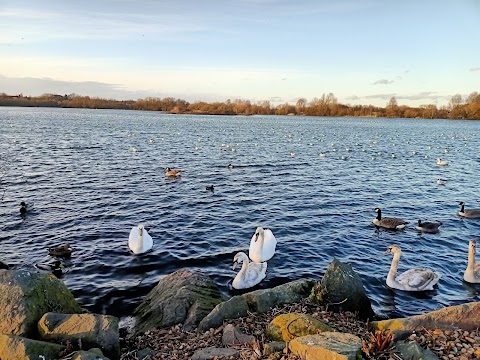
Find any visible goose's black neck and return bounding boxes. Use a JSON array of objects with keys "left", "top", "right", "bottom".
[{"left": 376, "top": 209, "right": 382, "bottom": 220}]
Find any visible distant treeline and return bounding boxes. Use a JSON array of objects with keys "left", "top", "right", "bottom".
[{"left": 1, "top": 91, "right": 480, "bottom": 120}]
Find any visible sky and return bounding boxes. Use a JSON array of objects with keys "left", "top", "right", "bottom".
[{"left": 1, "top": 0, "right": 479, "bottom": 107}]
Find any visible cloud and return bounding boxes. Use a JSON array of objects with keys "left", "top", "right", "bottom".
[
  {"left": 470, "top": 67, "right": 480, "bottom": 72},
  {"left": 364, "top": 93, "right": 397, "bottom": 100},
  {"left": 345, "top": 95, "right": 360, "bottom": 100},
  {"left": 360, "top": 92, "right": 450, "bottom": 103},
  {"left": 373, "top": 79, "right": 394, "bottom": 85}
]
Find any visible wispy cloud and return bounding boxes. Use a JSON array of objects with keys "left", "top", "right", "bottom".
[
  {"left": 470, "top": 67, "right": 480, "bottom": 72},
  {"left": 373, "top": 79, "right": 394, "bottom": 85},
  {"left": 345, "top": 95, "right": 360, "bottom": 100},
  {"left": 361, "top": 92, "right": 449, "bottom": 102}
]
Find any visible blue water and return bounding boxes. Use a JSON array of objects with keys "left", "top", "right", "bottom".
[{"left": 1, "top": 107, "right": 480, "bottom": 320}]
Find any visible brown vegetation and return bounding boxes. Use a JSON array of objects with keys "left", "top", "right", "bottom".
[{"left": 1, "top": 91, "right": 480, "bottom": 119}]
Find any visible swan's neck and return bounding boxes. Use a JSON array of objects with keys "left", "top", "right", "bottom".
[
  {"left": 257, "top": 233, "right": 265, "bottom": 250},
  {"left": 138, "top": 228, "right": 144, "bottom": 245},
  {"left": 388, "top": 252, "right": 401, "bottom": 283},
  {"left": 239, "top": 259, "right": 249, "bottom": 276},
  {"left": 376, "top": 211, "right": 382, "bottom": 220},
  {"left": 467, "top": 249, "right": 476, "bottom": 271}
]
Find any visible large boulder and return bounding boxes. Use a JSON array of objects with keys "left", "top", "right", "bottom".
[
  {"left": 134, "top": 269, "right": 224, "bottom": 333},
  {"left": 266, "top": 313, "right": 333, "bottom": 342},
  {"left": 288, "top": 333, "right": 362, "bottom": 360},
  {"left": 311, "top": 258, "right": 374, "bottom": 319},
  {"left": 0, "top": 269, "right": 82, "bottom": 337},
  {"left": 371, "top": 301, "right": 480, "bottom": 332},
  {"left": 0, "top": 334, "right": 66, "bottom": 360},
  {"left": 198, "top": 279, "right": 314, "bottom": 332},
  {"left": 38, "top": 312, "right": 119, "bottom": 359}
]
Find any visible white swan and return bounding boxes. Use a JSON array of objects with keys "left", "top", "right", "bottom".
[
  {"left": 128, "top": 224, "right": 153, "bottom": 254},
  {"left": 232, "top": 252, "right": 267, "bottom": 289},
  {"left": 464, "top": 240, "right": 480, "bottom": 283},
  {"left": 436, "top": 158, "right": 448, "bottom": 166},
  {"left": 385, "top": 244, "right": 440, "bottom": 291},
  {"left": 248, "top": 227, "right": 277, "bottom": 263}
]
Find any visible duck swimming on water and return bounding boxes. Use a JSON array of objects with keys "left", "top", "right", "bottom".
[
  {"left": 48, "top": 243, "right": 73, "bottom": 257},
  {"left": 34, "top": 261, "right": 65, "bottom": 278},
  {"left": 165, "top": 167, "right": 181, "bottom": 177}
]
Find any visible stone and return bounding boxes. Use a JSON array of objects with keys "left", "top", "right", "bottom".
[
  {"left": 371, "top": 301, "right": 480, "bottom": 332},
  {"left": 197, "top": 279, "right": 314, "bottom": 332},
  {"left": 266, "top": 313, "right": 333, "bottom": 342},
  {"left": 263, "top": 341, "right": 287, "bottom": 355},
  {"left": 311, "top": 258, "right": 374, "bottom": 319},
  {"left": 0, "top": 269, "right": 81, "bottom": 337},
  {"left": 222, "top": 323, "right": 256, "bottom": 346},
  {"left": 134, "top": 269, "right": 223, "bottom": 333},
  {"left": 191, "top": 346, "right": 239, "bottom": 360},
  {"left": 395, "top": 340, "right": 440, "bottom": 360},
  {"left": 135, "top": 347, "right": 154, "bottom": 360},
  {"left": 197, "top": 295, "right": 249, "bottom": 332},
  {"left": 38, "top": 312, "right": 119, "bottom": 359},
  {"left": 71, "top": 350, "right": 110, "bottom": 360},
  {"left": 0, "top": 334, "right": 66, "bottom": 360},
  {"left": 288, "top": 332, "right": 362, "bottom": 360}
]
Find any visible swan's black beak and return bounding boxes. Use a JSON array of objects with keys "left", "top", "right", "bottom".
[{"left": 255, "top": 233, "right": 259, "bottom": 242}]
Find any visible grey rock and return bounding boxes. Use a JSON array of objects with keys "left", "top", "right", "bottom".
[
  {"left": 135, "top": 347, "right": 154, "bottom": 360},
  {"left": 134, "top": 269, "right": 223, "bottom": 333},
  {"left": 191, "top": 346, "right": 239, "bottom": 360},
  {"left": 263, "top": 341, "right": 286, "bottom": 355},
  {"left": 0, "top": 334, "right": 66, "bottom": 360},
  {"left": 38, "top": 312, "right": 120, "bottom": 359},
  {"left": 395, "top": 340, "right": 440, "bottom": 360},
  {"left": 71, "top": 350, "right": 111, "bottom": 360},
  {"left": 197, "top": 295, "right": 249, "bottom": 332},
  {"left": 198, "top": 279, "right": 314, "bottom": 332},
  {"left": 222, "top": 324, "right": 256, "bottom": 346},
  {"left": 313, "top": 258, "right": 374, "bottom": 319},
  {"left": 0, "top": 269, "right": 81, "bottom": 337}
]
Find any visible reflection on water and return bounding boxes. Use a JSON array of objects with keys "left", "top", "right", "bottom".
[{"left": 0, "top": 107, "right": 480, "bottom": 319}]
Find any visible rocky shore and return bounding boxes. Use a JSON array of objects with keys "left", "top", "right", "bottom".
[{"left": 1, "top": 258, "right": 480, "bottom": 360}]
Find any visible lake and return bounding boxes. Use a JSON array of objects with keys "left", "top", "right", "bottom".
[{"left": 1, "top": 106, "right": 479, "bottom": 320}]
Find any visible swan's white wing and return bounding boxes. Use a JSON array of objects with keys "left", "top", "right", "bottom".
[
  {"left": 397, "top": 268, "right": 439, "bottom": 289},
  {"left": 129, "top": 227, "right": 138, "bottom": 242},
  {"left": 244, "top": 262, "right": 267, "bottom": 284}
]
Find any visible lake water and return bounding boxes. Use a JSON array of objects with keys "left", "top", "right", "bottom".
[{"left": 1, "top": 107, "right": 480, "bottom": 321}]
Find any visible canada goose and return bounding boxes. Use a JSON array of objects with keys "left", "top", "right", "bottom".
[
  {"left": 464, "top": 240, "right": 480, "bottom": 283},
  {"left": 458, "top": 202, "right": 480, "bottom": 218},
  {"left": 19, "top": 201, "right": 34, "bottom": 215},
  {"left": 249, "top": 227, "right": 277, "bottom": 263},
  {"left": 373, "top": 208, "right": 408, "bottom": 230},
  {"left": 165, "top": 167, "right": 181, "bottom": 177},
  {"left": 232, "top": 252, "right": 267, "bottom": 289},
  {"left": 48, "top": 243, "right": 73, "bottom": 257},
  {"left": 437, "top": 179, "right": 447, "bottom": 185},
  {"left": 206, "top": 185, "right": 214, "bottom": 192},
  {"left": 128, "top": 224, "right": 153, "bottom": 254},
  {"left": 227, "top": 163, "right": 234, "bottom": 169},
  {"left": 385, "top": 244, "right": 440, "bottom": 291},
  {"left": 416, "top": 220, "right": 442, "bottom": 233}
]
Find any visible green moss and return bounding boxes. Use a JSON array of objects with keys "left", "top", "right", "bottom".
[{"left": 309, "top": 281, "right": 327, "bottom": 304}]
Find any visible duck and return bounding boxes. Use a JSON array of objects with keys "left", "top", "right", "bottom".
[
  {"left": 232, "top": 252, "right": 267, "bottom": 289},
  {"left": 436, "top": 158, "right": 448, "bottom": 166},
  {"left": 128, "top": 224, "right": 153, "bottom": 254},
  {"left": 437, "top": 178, "right": 447, "bottom": 185},
  {"left": 416, "top": 220, "right": 442, "bottom": 234},
  {"left": 385, "top": 244, "right": 440, "bottom": 291},
  {"left": 458, "top": 202, "right": 480, "bottom": 218},
  {"left": 48, "top": 243, "right": 72, "bottom": 257},
  {"left": 165, "top": 167, "right": 181, "bottom": 177},
  {"left": 19, "top": 201, "right": 29, "bottom": 215},
  {"left": 373, "top": 208, "right": 408, "bottom": 230},
  {"left": 464, "top": 240, "right": 480, "bottom": 283},
  {"left": 227, "top": 163, "right": 234, "bottom": 169},
  {"left": 248, "top": 227, "right": 277, "bottom": 263},
  {"left": 34, "top": 260, "right": 65, "bottom": 278},
  {"left": 206, "top": 185, "right": 214, "bottom": 192}
]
